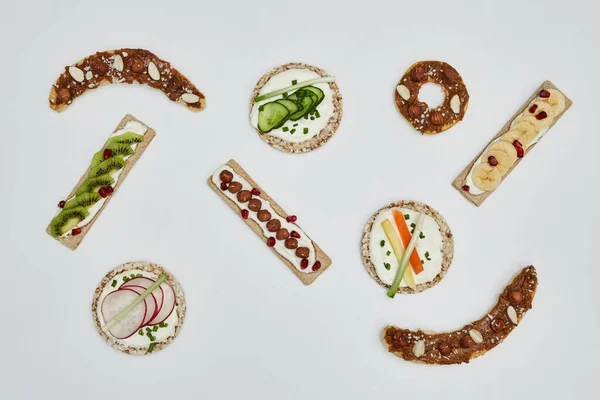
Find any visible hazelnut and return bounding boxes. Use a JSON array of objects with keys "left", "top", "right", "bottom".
[
  {"left": 490, "top": 319, "right": 505, "bottom": 333},
  {"left": 460, "top": 334, "right": 475, "bottom": 348},
  {"left": 412, "top": 67, "right": 426, "bottom": 82},
  {"left": 438, "top": 342, "right": 453, "bottom": 356},
  {"left": 408, "top": 104, "right": 422, "bottom": 119},
  {"left": 257, "top": 210, "right": 271, "bottom": 222},
  {"left": 236, "top": 190, "right": 252, "bottom": 203},
  {"left": 219, "top": 170, "right": 233, "bottom": 183},
  {"left": 56, "top": 87, "right": 71, "bottom": 103},
  {"left": 266, "top": 219, "right": 281, "bottom": 232},
  {"left": 130, "top": 57, "right": 145, "bottom": 73},
  {"left": 91, "top": 60, "right": 109, "bottom": 75},
  {"left": 509, "top": 290, "right": 524, "bottom": 305},
  {"left": 295, "top": 247, "right": 310, "bottom": 259},
  {"left": 443, "top": 68, "right": 458, "bottom": 82},
  {"left": 429, "top": 110, "right": 444, "bottom": 125},
  {"left": 248, "top": 198, "right": 262, "bottom": 212},
  {"left": 276, "top": 228, "right": 289, "bottom": 240},
  {"left": 227, "top": 182, "right": 242, "bottom": 194},
  {"left": 284, "top": 238, "right": 298, "bottom": 249},
  {"left": 393, "top": 332, "right": 409, "bottom": 347}
]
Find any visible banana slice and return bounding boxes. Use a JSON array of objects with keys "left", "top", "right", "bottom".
[
  {"left": 502, "top": 129, "right": 531, "bottom": 148},
  {"left": 510, "top": 118, "right": 537, "bottom": 138},
  {"left": 488, "top": 140, "right": 518, "bottom": 164},
  {"left": 484, "top": 149, "right": 513, "bottom": 175},
  {"left": 540, "top": 88, "right": 566, "bottom": 115},
  {"left": 520, "top": 102, "right": 555, "bottom": 130},
  {"left": 472, "top": 163, "right": 502, "bottom": 192}
]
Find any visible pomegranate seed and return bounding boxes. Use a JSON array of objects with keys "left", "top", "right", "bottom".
[
  {"left": 241, "top": 209, "right": 249, "bottom": 219},
  {"left": 58, "top": 200, "right": 66, "bottom": 208},
  {"left": 267, "top": 237, "right": 276, "bottom": 247},
  {"left": 462, "top": 185, "right": 470, "bottom": 192},
  {"left": 103, "top": 149, "right": 112, "bottom": 159},
  {"left": 72, "top": 228, "right": 82, "bottom": 236},
  {"left": 98, "top": 187, "right": 108, "bottom": 198},
  {"left": 488, "top": 156, "right": 499, "bottom": 166},
  {"left": 286, "top": 215, "right": 297, "bottom": 223},
  {"left": 220, "top": 182, "right": 228, "bottom": 191},
  {"left": 535, "top": 111, "right": 548, "bottom": 120},
  {"left": 516, "top": 147, "right": 525, "bottom": 158},
  {"left": 106, "top": 186, "right": 114, "bottom": 194},
  {"left": 539, "top": 89, "right": 551, "bottom": 98},
  {"left": 513, "top": 140, "right": 523, "bottom": 149},
  {"left": 290, "top": 231, "right": 301, "bottom": 239},
  {"left": 312, "top": 261, "right": 321, "bottom": 271},
  {"left": 300, "top": 259, "right": 309, "bottom": 270},
  {"left": 528, "top": 104, "right": 538, "bottom": 113},
  {"left": 251, "top": 188, "right": 261, "bottom": 196}
]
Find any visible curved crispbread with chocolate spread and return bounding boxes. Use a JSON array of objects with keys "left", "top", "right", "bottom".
[
  {"left": 360, "top": 200, "right": 454, "bottom": 294},
  {"left": 250, "top": 62, "right": 343, "bottom": 153},
  {"left": 91, "top": 261, "right": 186, "bottom": 356},
  {"left": 382, "top": 266, "right": 538, "bottom": 365}
]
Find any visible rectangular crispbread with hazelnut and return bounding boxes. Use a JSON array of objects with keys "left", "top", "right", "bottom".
[
  {"left": 453, "top": 81, "right": 572, "bottom": 206},
  {"left": 207, "top": 159, "right": 331, "bottom": 285}
]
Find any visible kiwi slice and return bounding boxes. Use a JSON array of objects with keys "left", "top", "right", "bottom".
[
  {"left": 75, "top": 174, "right": 115, "bottom": 196},
  {"left": 63, "top": 192, "right": 102, "bottom": 210},
  {"left": 107, "top": 132, "right": 144, "bottom": 145},
  {"left": 90, "top": 150, "right": 105, "bottom": 170},
  {"left": 90, "top": 156, "right": 126, "bottom": 176},
  {"left": 104, "top": 142, "right": 134, "bottom": 158},
  {"left": 49, "top": 206, "right": 89, "bottom": 238}
]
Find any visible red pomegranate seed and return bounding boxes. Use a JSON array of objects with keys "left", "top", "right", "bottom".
[
  {"left": 488, "top": 156, "right": 499, "bottom": 166},
  {"left": 535, "top": 111, "right": 548, "bottom": 120},
  {"left": 251, "top": 188, "right": 261, "bottom": 196},
  {"left": 462, "top": 185, "right": 470, "bottom": 192},
  {"left": 220, "top": 182, "right": 228, "bottom": 191},
  {"left": 528, "top": 104, "right": 538, "bottom": 113},
  {"left": 300, "top": 259, "right": 309, "bottom": 270},
  {"left": 516, "top": 147, "right": 525, "bottom": 158},
  {"left": 103, "top": 149, "right": 112, "bottom": 159},
  {"left": 106, "top": 186, "right": 114, "bottom": 194},
  {"left": 290, "top": 231, "right": 301, "bottom": 239},
  {"left": 267, "top": 237, "right": 276, "bottom": 247},
  {"left": 539, "top": 89, "right": 551, "bottom": 98},
  {"left": 241, "top": 209, "right": 249, "bottom": 219},
  {"left": 286, "top": 215, "right": 297, "bottom": 223},
  {"left": 312, "top": 261, "right": 321, "bottom": 271},
  {"left": 72, "top": 228, "right": 82, "bottom": 236},
  {"left": 513, "top": 140, "right": 523, "bottom": 149},
  {"left": 58, "top": 200, "right": 66, "bottom": 208},
  {"left": 98, "top": 187, "right": 108, "bottom": 198}
]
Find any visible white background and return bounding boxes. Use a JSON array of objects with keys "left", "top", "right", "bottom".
[{"left": 1, "top": 0, "right": 599, "bottom": 398}]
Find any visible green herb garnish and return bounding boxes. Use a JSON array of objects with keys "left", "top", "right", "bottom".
[
  {"left": 404, "top": 214, "right": 410, "bottom": 220},
  {"left": 290, "top": 129, "right": 296, "bottom": 134},
  {"left": 421, "top": 260, "right": 424, "bottom": 264},
  {"left": 123, "top": 276, "right": 129, "bottom": 282},
  {"left": 130, "top": 274, "right": 136, "bottom": 279},
  {"left": 303, "top": 128, "right": 308, "bottom": 134},
  {"left": 384, "top": 263, "right": 391, "bottom": 270},
  {"left": 315, "top": 110, "right": 320, "bottom": 118},
  {"left": 425, "top": 251, "right": 431, "bottom": 261},
  {"left": 304, "top": 115, "right": 309, "bottom": 119},
  {"left": 259, "top": 105, "right": 265, "bottom": 112},
  {"left": 136, "top": 274, "right": 142, "bottom": 277},
  {"left": 153, "top": 326, "right": 159, "bottom": 332},
  {"left": 293, "top": 123, "right": 298, "bottom": 127},
  {"left": 148, "top": 334, "right": 156, "bottom": 342},
  {"left": 138, "top": 329, "right": 144, "bottom": 336},
  {"left": 419, "top": 232, "right": 425, "bottom": 239},
  {"left": 111, "top": 280, "right": 117, "bottom": 288},
  {"left": 282, "top": 126, "right": 289, "bottom": 132},
  {"left": 148, "top": 343, "right": 156, "bottom": 353},
  {"left": 159, "top": 322, "right": 168, "bottom": 328},
  {"left": 310, "top": 117, "right": 315, "bottom": 120},
  {"left": 282, "top": 92, "right": 288, "bottom": 98},
  {"left": 380, "top": 240, "right": 385, "bottom": 247},
  {"left": 254, "top": 77, "right": 336, "bottom": 102},
  {"left": 386, "top": 251, "right": 391, "bottom": 256},
  {"left": 291, "top": 79, "right": 297, "bottom": 85}
]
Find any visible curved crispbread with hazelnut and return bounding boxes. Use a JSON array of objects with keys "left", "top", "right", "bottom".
[
  {"left": 91, "top": 261, "right": 186, "bottom": 356},
  {"left": 250, "top": 62, "right": 343, "bottom": 153},
  {"left": 360, "top": 200, "right": 454, "bottom": 294}
]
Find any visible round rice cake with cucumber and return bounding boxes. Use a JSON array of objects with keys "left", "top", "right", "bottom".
[
  {"left": 361, "top": 200, "right": 454, "bottom": 294},
  {"left": 250, "top": 62, "right": 343, "bottom": 153},
  {"left": 91, "top": 261, "right": 186, "bottom": 355}
]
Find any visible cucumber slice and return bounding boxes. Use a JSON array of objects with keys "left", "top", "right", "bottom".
[
  {"left": 301, "top": 86, "right": 325, "bottom": 111},
  {"left": 257, "top": 102, "right": 290, "bottom": 133},
  {"left": 273, "top": 99, "right": 300, "bottom": 128},
  {"left": 296, "top": 89, "right": 318, "bottom": 118},
  {"left": 287, "top": 92, "right": 314, "bottom": 121}
]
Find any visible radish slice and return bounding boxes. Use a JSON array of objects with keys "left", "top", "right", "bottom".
[
  {"left": 101, "top": 288, "right": 146, "bottom": 339},
  {"left": 148, "top": 282, "right": 176, "bottom": 325},
  {"left": 121, "top": 277, "right": 164, "bottom": 321},
  {"left": 123, "top": 285, "right": 157, "bottom": 327}
]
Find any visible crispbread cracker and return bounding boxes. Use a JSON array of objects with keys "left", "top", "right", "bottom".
[
  {"left": 207, "top": 159, "right": 331, "bottom": 285},
  {"left": 361, "top": 201, "right": 454, "bottom": 294},
  {"left": 46, "top": 114, "right": 155, "bottom": 250},
  {"left": 91, "top": 261, "right": 186, "bottom": 356},
  {"left": 453, "top": 81, "right": 572, "bottom": 206},
  {"left": 250, "top": 62, "right": 343, "bottom": 153}
]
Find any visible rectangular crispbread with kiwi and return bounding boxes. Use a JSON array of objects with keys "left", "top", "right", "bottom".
[
  {"left": 46, "top": 114, "right": 155, "bottom": 250},
  {"left": 453, "top": 81, "right": 572, "bottom": 206},
  {"left": 207, "top": 159, "right": 331, "bottom": 285}
]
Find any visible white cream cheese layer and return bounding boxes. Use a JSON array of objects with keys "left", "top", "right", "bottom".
[
  {"left": 212, "top": 165, "right": 316, "bottom": 273},
  {"left": 96, "top": 269, "right": 178, "bottom": 347},
  {"left": 369, "top": 208, "right": 443, "bottom": 286},
  {"left": 250, "top": 68, "right": 334, "bottom": 143},
  {"left": 59, "top": 121, "right": 147, "bottom": 237}
]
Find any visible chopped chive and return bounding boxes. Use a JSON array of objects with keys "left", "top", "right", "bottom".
[
  {"left": 259, "top": 105, "right": 264, "bottom": 112},
  {"left": 303, "top": 128, "right": 308, "bottom": 134},
  {"left": 421, "top": 260, "right": 424, "bottom": 264},
  {"left": 293, "top": 123, "right": 298, "bottom": 127},
  {"left": 153, "top": 326, "right": 159, "bottom": 332},
  {"left": 130, "top": 274, "right": 136, "bottom": 279},
  {"left": 304, "top": 115, "right": 309, "bottom": 119},
  {"left": 410, "top": 223, "right": 416, "bottom": 228},
  {"left": 148, "top": 343, "right": 156, "bottom": 353},
  {"left": 146, "top": 327, "right": 152, "bottom": 332},
  {"left": 282, "top": 92, "right": 288, "bottom": 98},
  {"left": 291, "top": 79, "right": 297, "bottom": 85},
  {"left": 159, "top": 322, "right": 168, "bottom": 328},
  {"left": 111, "top": 280, "right": 117, "bottom": 287},
  {"left": 282, "top": 126, "right": 289, "bottom": 132},
  {"left": 384, "top": 263, "right": 391, "bottom": 270},
  {"left": 149, "top": 335, "right": 156, "bottom": 342},
  {"left": 386, "top": 251, "right": 391, "bottom": 256},
  {"left": 310, "top": 116, "right": 315, "bottom": 120},
  {"left": 290, "top": 129, "right": 296, "bottom": 134},
  {"left": 419, "top": 232, "right": 425, "bottom": 239},
  {"left": 138, "top": 329, "right": 144, "bottom": 336},
  {"left": 315, "top": 110, "right": 320, "bottom": 118},
  {"left": 136, "top": 274, "right": 142, "bottom": 277},
  {"left": 425, "top": 251, "right": 430, "bottom": 257},
  {"left": 404, "top": 214, "right": 410, "bottom": 220},
  {"left": 380, "top": 240, "right": 385, "bottom": 247},
  {"left": 123, "top": 276, "right": 129, "bottom": 282}
]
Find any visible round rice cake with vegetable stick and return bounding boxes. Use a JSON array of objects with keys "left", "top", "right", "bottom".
[
  {"left": 91, "top": 261, "right": 186, "bottom": 355},
  {"left": 361, "top": 201, "right": 454, "bottom": 294},
  {"left": 249, "top": 62, "right": 343, "bottom": 154}
]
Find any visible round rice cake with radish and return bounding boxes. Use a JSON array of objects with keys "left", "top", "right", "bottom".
[
  {"left": 91, "top": 261, "right": 186, "bottom": 355},
  {"left": 360, "top": 200, "right": 454, "bottom": 294}
]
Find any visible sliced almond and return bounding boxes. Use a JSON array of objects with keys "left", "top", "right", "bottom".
[
  {"left": 396, "top": 84, "right": 411, "bottom": 101},
  {"left": 469, "top": 329, "right": 483, "bottom": 344},
  {"left": 450, "top": 95, "right": 461, "bottom": 114},
  {"left": 412, "top": 340, "right": 425, "bottom": 358},
  {"left": 85, "top": 71, "right": 93, "bottom": 80},
  {"left": 68, "top": 66, "right": 84, "bottom": 82},
  {"left": 148, "top": 62, "right": 160, "bottom": 81},
  {"left": 112, "top": 54, "right": 124, "bottom": 72},
  {"left": 181, "top": 93, "right": 200, "bottom": 104},
  {"left": 122, "top": 52, "right": 128, "bottom": 57},
  {"left": 507, "top": 306, "right": 518, "bottom": 325}
]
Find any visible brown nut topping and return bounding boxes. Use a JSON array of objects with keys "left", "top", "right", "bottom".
[
  {"left": 91, "top": 60, "right": 109, "bottom": 75},
  {"left": 276, "top": 228, "right": 289, "bottom": 240},
  {"left": 393, "top": 332, "right": 409, "bottom": 347},
  {"left": 490, "top": 319, "right": 505, "bottom": 333},
  {"left": 257, "top": 210, "right": 271, "bottom": 222},
  {"left": 228, "top": 181, "right": 242, "bottom": 194},
  {"left": 266, "top": 219, "right": 281, "bottom": 232},
  {"left": 408, "top": 104, "right": 422, "bottom": 118},
  {"left": 443, "top": 68, "right": 458, "bottom": 82},
  {"left": 509, "top": 290, "right": 524, "bottom": 305},
  {"left": 460, "top": 334, "right": 475, "bottom": 348},
  {"left": 236, "top": 190, "right": 252, "bottom": 203},
  {"left": 130, "top": 57, "right": 145, "bottom": 73},
  {"left": 412, "top": 67, "right": 426, "bottom": 82},
  {"left": 57, "top": 87, "right": 71, "bottom": 103},
  {"left": 248, "top": 198, "right": 262, "bottom": 212},
  {"left": 219, "top": 170, "right": 233, "bottom": 183},
  {"left": 284, "top": 238, "right": 298, "bottom": 249},
  {"left": 429, "top": 110, "right": 444, "bottom": 125},
  {"left": 438, "top": 342, "right": 453, "bottom": 356},
  {"left": 295, "top": 247, "right": 309, "bottom": 259}
]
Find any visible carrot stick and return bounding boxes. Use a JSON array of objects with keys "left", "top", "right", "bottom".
[{"left": 392, "top": 209, "right": 424, "bottom": 275}]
